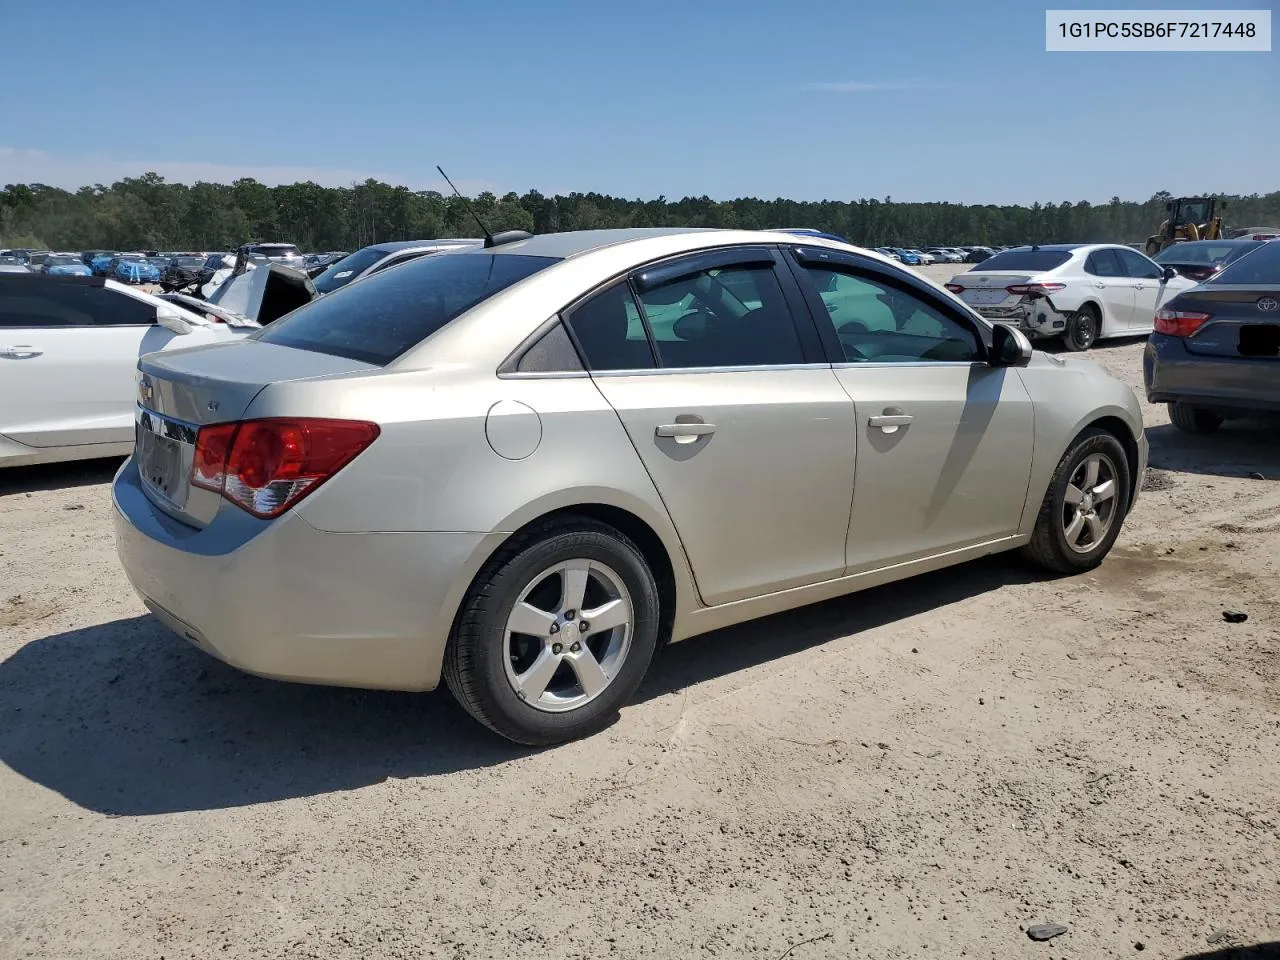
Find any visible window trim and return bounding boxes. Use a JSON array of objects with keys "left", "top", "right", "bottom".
[
  {"left": 497, "top": 315, "right": 590, "bottom": 378},
  {"left": 782, "top": 245, "right": 993, "bottom": 365},
  {"left": 1084, "top": 249, "right": 1124, "bottom": 278}
]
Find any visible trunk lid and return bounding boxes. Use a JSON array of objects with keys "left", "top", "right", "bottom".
[
  {"left": 948, "top": 272, "right": 1036, "bottom": 313},
  {"left": 1178, "top": 285, "right": 1280, "bottom": 359},
  {"left": 135, "top": 340, "right": 377, "bottom": 528},
  {"left": 206, "top": 262, "right": 317, "bottom": 324}
]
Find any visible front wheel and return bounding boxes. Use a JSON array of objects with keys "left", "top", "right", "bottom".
[
  {"left": 444, "top": 517, "right": 661, "bottom": 746},
  {"left": 1021, "top": 428, "right": 1132, "bottom": 574},
  {"left": 1062, "top": 305, "right": 1100, "bottom": 352}
]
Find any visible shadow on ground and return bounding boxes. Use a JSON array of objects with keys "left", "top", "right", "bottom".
[
  {"left": 0, "top": 554, "right": 1041, "bottom": 816},
  {"left": 0, "top": 456, "right": 124, "bottom": 495},
  {"left": 1147, "top": 420, "right": 1280, "bottom": 481},
  {"left": 1179, "top": 944, "right": 1280, "bottom": 960}
]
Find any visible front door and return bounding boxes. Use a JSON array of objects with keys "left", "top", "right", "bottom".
[
  {"left": 1083, "top": 248, "right": 1137, "bottom": 334},
  {"left": 1117, "top": 247, "right": 1172, "bottom": 332},
  {"left": 563, "top": 248, "right": 857, "bottom": 607},
  {"left": 783, "top": 248, "right": 1035, "bottom": 573}
]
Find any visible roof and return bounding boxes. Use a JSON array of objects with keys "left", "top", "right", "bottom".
[
  {"left": 1003, "top": 243, "right": 1088, "bottom": 252},
  {"left": 472, "top": 227, "right": 724, "bottom": 260},
  {"left": 365, "top": 238, "right": 481, "bottom": 254}
]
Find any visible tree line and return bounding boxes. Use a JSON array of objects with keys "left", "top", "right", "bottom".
[{"left": 2, "top": 173, "right": 1277, "bottom": 253}]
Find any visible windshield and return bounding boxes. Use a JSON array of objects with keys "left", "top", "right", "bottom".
[
  {"left": 969, "top": 249, "right": 1073, "bottom": 272},
  {"left": 173, "top": 256, "right": 204, "bottom": 268},
  {"left": 1209, "top": 241, "right": 1280, "bottom": 285},
  {"left": 47, "top": 255, "right": 80, "bottom": 266},
  {"left": 257, "top": 252, "right": 561, "bottom": 365},
  {"left": 1154, "top": 242, "right": 1259, "bottom": 265},
  {"left": 312, "top": 246, "right": 392, "bottom": 294}
]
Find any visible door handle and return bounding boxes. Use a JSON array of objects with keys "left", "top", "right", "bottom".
[
  {"left": 869, "top": 413, "right": 913, "bottom": 434},
  {"left": 1094, "top": 282, "right": 1106, "bottom": 288},
  {"left": 0, "top": 345, "right": 42, "bottom": 358},
  {"left": 655, "top": 422, "right": 716, "bottom": 441}
]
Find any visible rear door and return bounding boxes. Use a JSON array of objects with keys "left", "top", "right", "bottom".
[
  {"left": 0, "top": 276, "right": 175, "bottom": 448},
  {"left": 1083, "top": 248, "right": 1137, "bottom": 333},
  {"left": 1117, "top": 247, "right": 1175, "bottom": 332},
  {"left": 784, "top": 246, "right": 1034, "bottom": 573},
  {"left": 564, "top": 246, "right": 857, "bottom": 607}
]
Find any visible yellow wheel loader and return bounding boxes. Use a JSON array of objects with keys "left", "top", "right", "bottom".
[{"left": 1144, "top": 197, "right": 1226, "bottom": 256}]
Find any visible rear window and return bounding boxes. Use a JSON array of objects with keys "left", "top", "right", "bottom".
[
  {"left": 1209, "top": 241, "right": 1280, "bottom": 285},
  {"left": 969, "top": 249, "right": 1073, "bottom": 272},
  {"left": 256, "top": 252, "right": 561, "bottom": 365},
  {"left": 1154, "top": 242, "right": 1258, "bottom": 265}
]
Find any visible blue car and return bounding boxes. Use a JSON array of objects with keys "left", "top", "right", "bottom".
[
  {"left": 90, "top": 252, "right": 118, "bottom": 276},
  {"left": 891, "top": 247, "right": 923, "bottom": 265},
  {"left": 112, "top": 256, "right": 162, "bottom": 284},
  {"left": 41, "top": 254, "right": 94, "bottom": 277}
]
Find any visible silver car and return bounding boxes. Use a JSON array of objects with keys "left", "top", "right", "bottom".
[{"left": 113, "top": 228, "right": 1147, "bottom": 745}]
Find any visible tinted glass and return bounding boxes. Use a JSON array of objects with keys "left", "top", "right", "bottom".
[
  {"left": 46, "top": 255, "right": 80, "bottom": 266},
  {"left": 1085, "top": 249, "right": 1124, "bottom": 277},
  {"left": 0, "top": 277, "right": 155, "bottom": 327},
  {"left": 970, "top": 249, "right": 1072, "bottom": 272},
  {"left": 172, "top": 256, "right": 204, "bottom": 268},
  {"left": 369, "top": 251, "right": 430, "bottom": 274},
  {"left": 1210, "top": 241, "right": 1280, "bottom": 285},
  {"left": 1153, "top": 241, "right": 1259, "bottom": 265},
  {"left": 257, "top": 253, "right": 560, "bottom": 365},
  {"left": 312, "top": 246, "right": 390, "bottom": 293},
  {"left": 799, "top": 265, "right": 981, "bottom": 363},
  {"left": 565, "top": 283, "right": 655, "bottom": 371},
  {"left": 1117, "top": 248, "right": 1162, "bottom": 279},
  {"left": 634, "top": 263, "right": 805, "bottom": 368}
]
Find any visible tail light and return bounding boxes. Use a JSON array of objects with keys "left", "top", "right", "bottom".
[
  {"left": 1251, "top": 234, "right": 1278, "bottom": 241},
  {"left": 190, "top": 418, "right": 380, "bottom": 518},
  {"left": 944, "top": 283, "right": 965, "bottom": 293},
  {"left": 1006, "top": 282, "right": 1066, "bottom": 296},
  {"left": 1154, "top": 308, "right": 1212, "bottom": 337}
]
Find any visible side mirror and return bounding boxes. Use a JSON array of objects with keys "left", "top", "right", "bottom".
[
  {"left": 991, "top": 322, "right": 1032, "bottom": 367},
  {"left": 155, "top": 306, "right": 193, "bottom": 335},
  {"left": 1162, "top": 265, "right": 1178, "bottom": 281}
]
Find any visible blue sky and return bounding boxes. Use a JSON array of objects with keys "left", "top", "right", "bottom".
[{"left": 1, "top": 0, "right": 1274, "bottom": 204}]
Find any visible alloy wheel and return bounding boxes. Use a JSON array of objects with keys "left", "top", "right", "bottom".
[{"left": 1061, "top": 453, "right": 1119, "bottom": 554}]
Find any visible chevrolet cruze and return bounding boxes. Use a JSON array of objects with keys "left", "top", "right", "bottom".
[{"left": 113, "top": 228, "right": 1147, "bottom": 745}]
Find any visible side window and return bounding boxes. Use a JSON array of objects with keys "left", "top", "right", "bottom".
[
  {"left": 1118, "top": 248, "right": 1162, "bottom": 280},
  {"left": 513, "top": 321, "right": 585, "bottom": 374},
  {"left": 1085, "top": 250, "right": 1124, "bottom": 277},
  {"left": 564, "top": 283, "right": 655, "bottom": 371},
  {"left": 0, "top": 280, "right": 156, "bottom": 327},
  {"left": 634, "top": 263, "right": 805, "bottom": 368},
  {"left": 797, "top": 265, "right": 982, "bottom": 363}
]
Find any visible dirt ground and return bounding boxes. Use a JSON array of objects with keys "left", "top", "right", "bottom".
[{"left": 2, "top": 264, "right": 1278, "bottom": 960}]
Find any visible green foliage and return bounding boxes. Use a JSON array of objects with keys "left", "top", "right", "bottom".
[{"left": 2, "top": 173, "right": 1277, "bottom": 251}]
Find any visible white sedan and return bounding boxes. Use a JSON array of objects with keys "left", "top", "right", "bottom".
[
  {"left": 0, "top": 274, "right": 256, "bottom": 468},
  {"left": 945, "top": 243, "right": 1198, "bottom": 351}
]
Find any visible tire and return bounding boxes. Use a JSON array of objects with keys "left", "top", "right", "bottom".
[
  {"left": 444, "top": 517, "right": 661, "bottom": 746},
  {"left": 1062, "top": 305, "right": 1100, "bottom": 352},
  {"left": 1168, "top": 402, "right": 1223, "bottom": 434},
  {"left": 1021, "top": 428, "right": 1132, "bottom": 575}
]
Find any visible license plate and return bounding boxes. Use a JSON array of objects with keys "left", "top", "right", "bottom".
[
  {"left": 1239, "top": 324, "right": 1280, "bottom": 358},
  {"left": 138, "top": 428, "right": 182, "bottom": 497},
  {"left": 966, "top": 289, "right": 1010, "bottom": 305}
]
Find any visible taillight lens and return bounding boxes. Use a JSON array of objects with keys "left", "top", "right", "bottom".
[
  {"left": 1007, "top": 282, "right": 1066, "bottom": 295},
  {"left": 189, "top": 418, "right": 379, "bottom": 518},
  {"left": 1154, "top": 308, "right": 1212, "bottom": 337},
  {"left": 944, "top": 283, "right": 965, "bottom": 293}
]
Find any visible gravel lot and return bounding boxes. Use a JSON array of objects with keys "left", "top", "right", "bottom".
[{"left": 2, "top": 264, "right": 1278, "bottom": 960}]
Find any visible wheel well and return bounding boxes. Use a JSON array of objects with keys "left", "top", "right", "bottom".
[
  {"left": 1080, "top": 416, "right": 1141, "bottom": 506},
  {"left": 505, "top": 504, "right": 679, "bottom": 644}
]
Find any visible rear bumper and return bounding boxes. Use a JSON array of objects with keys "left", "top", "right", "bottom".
[
  {"left": 1144, "top": 334, "right": 1280, "bottom": 414},
  {"left": 111, "top": 456, "right": 501, "bottom": 691}
]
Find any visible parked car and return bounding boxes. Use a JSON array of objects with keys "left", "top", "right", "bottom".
[
  {"left": 1144, "top": 239, "right": 1280, "bottom": 432},
  {"left": 113, "top": 226, "right": 1146, "bottom": 746},
  {"left": 927, "top": 248, "right": 964, "bottom": 263},
  {"left": 162, "top": 254, "right": 208, "bottom": 287},
  {"left": 1151, "top": 238, "right": 1269, "bottom": 284},
  {"left": 90, "top": 252, "right": 119, "bottom": 276},
  {"left": 312, "top": 239, "right": 481, "bottom": 295},
  {"left": 965, "top": 247, "right": 996, "bottom": 264},
  {"left": 0, "top": 274, "right": 255, "bottom": 468},
  {"left": 906, "top": 248, "right": 936, "bottom": 265},
  {"left": 81, "top": 249, "right": 113, "bottom": 267},
  {"left": 873, "top": 247, "right": 902, "bottom": 261},
  {"left": 892, "top": 247, "right": 923, "bottom": 266},
  {"left": 41, "top": 254, "right": 94, "bottom": 277},
  {"left": 113, "top": 256, "right": 163, "bottom": 285},
  {"left": 945, "top": 243, "right": 1197, "bottom": 350},
  {"left": 240, "top": 242, "right": 307, "bottom": 271},
  {"left": 0, "top": 262, "right": 29, "bottom": 274}
]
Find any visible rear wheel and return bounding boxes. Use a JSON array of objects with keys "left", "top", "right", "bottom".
[
  {"left": 1168, "top": 402, "right": 1223, "bottom": 434},
  {"left": 1062, "top": 305, "right": 1100, "bottom": 352},
  {"left": 1022, "top": 428, "right": 1131, "bottom": 574},
  {"left": 444, "top": 517, "right": 661, "bottom": 746}
]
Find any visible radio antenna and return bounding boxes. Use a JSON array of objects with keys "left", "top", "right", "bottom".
[{"left": 436, "top": 165, "right": 494, "bottom": 246}]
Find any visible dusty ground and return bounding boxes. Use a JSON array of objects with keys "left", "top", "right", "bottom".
[{"left": 2, "top": 263, "right": 1279, "bottom": 960}]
